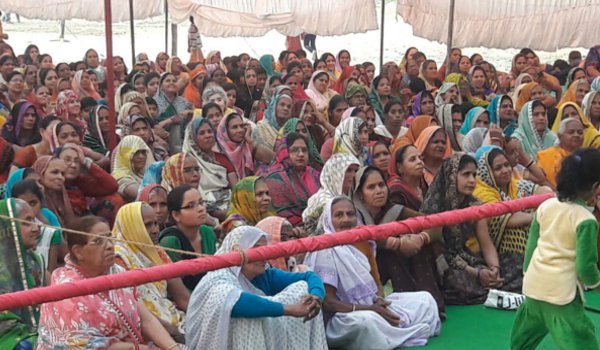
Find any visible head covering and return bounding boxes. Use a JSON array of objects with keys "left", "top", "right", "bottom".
[
  {"left": 302, "top": 153, "right": 360, "bottom": 229},
  {"left": 182, "top": 117, "right": 230, "bottom": 195},
  {"left": 421, "top": 154, "right": 480, "bottom": 259},
  {"left": 333, "top": 66, "right": 355, "bottom": 94},
  {"left": 591, "top": 76, "right": 600, "bottom": 92},
  {"left": 267, "top": 132, "right": 321, "bottom": 226},
  {"left": 303, "top": 196, "right": 377, "bottom": 306},
  {"left": 255, "top": 216, "right": 289, "bottom": 270},
  {"left": 512, "top": 100, "right": 557, "bottom": 159},
  {"left": 0, "top": 198, "right": 40, "bottom": 330},
  {"left": 436, "top": 104, "right": 461, "bottom": 151},
  {"left": 584, "top": 45, "right": 600, "bottom": 73},
  {"left": 222, "top": 177, "right": 276, "bottom": 232},
  {"left": 462, "top": 127, "right": 489, "bottom": 154},
  {"left": 161, "top": 153, "right": 194, "bottom": 192},
  {"left": 277, "top": 118, "right": 323, "bottom": 167},
  {"left": 185, "top": 226, "right": 271, "bottom": 349},
  {"left": 154, "top": 52, "right": 169, "bottom": 74},
  {"left": 183, "top": 65, "right": 208, "bottom": 109},
  {"left": 1, "top": 101, "right": 40, "bottom": 146},
  {"left": 54, "top": 90, "right": 79, "bottom": 121},
  {"left": 216, "top": 113, "right": 253, "bottom": 179},
  {"left": 71, "top": 70, "right": 101, "bottom": 100},
  {"left": 390, "top": 115, "right": 436, "bottom": 155},
  {"left": 118, "top": 102, "right": 140, "bottom": 125},
  {"left": 459, "top": 107, "right": 488, "bottom": 135},
  {"left": 421, "top": 153, "right": 478, "bottom": 213},
  {"left": 113, "top": 202, "right": 164, "bottom": 267},
  {"left": 83, "top": 105, "right": 110, "bottom": 155},
  {"left": 581, "top": 90, "right": 600, "bottom": 124},
  {"left": 410, "top": 91, "right": 427, "bottom": 118},
  {"left": 514, "top": 82, "right": 540, "bottom": 113},
  {"left": 111, "top": 135, "right": 156, "bottom": 184},
  {"left": 344, "top": 84, "right": 367, "bottom": 101},
  {"left": 551, "top": 102, "right": 597, "bottom": 147},
  {"left": 305, "top": 70, "right": 333, "bottom": 112},
  {"left": 259, "top": 55, "right": 276, "bottom": 77},
  {"left": 138, "top": 183, "right": 168, "bottom": 202},
  {"left": 434, "top": 82, "right": 462, "bottom": 107},
  {"left": 32, "top": 156, "right": 75, "bottom": 226},
  {"left": 559, "top": 79, "right": 589, "bottom": 107},
  {"left": 487, "top": 94, "right": 510, "bottom": 126},
  {"left": 474, "top": 147, "right": 535, "bottom": 203},
  {"left": 414, "top": 126, "right": 453, "bottom": 184},
  {"left": 263, "top": 92, "right": 293, "bottom": 131},
  {"left": 332, "top": 117, "right": 367, "bottom": 160}
]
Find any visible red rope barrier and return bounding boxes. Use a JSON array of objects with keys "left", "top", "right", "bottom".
[{"left": 0, "top": 193, "right": 553, "bottom": 311}]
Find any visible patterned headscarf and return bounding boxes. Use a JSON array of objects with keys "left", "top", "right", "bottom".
[
  {"left": 54, "top": 90, "right": 79, "bottom": 121},
  {"left": 475, "top": 147, "right": 534, "bottom": 202},
  {"left": 436, "top": 104, "right": 461, "bottom": 151},
  {"left": 302, "top": 153, "right": 360, "bottom": 231},
  {"left": 224, "top": 176, "right": 277, "bottom": 228},
  {"left": 161, "top": 153, "right": 196, "bottom": 192},
  {"left": 264, "top": 92, "right": 293, "bottom": 131},
  {"left": 421, "top": 153, "right": 479, "bottom": 214},
  {"left": 332, "top": 117, "right": 366, "bottom": 160}
]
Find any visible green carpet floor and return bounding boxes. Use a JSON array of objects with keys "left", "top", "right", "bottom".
[{"left": 423, "top": 291, "right": 600, "bottom": 349}]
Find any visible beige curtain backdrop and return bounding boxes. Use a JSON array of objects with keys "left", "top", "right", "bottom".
[{"left": 397, "top": 0, "right": 600, "bottom": 50}]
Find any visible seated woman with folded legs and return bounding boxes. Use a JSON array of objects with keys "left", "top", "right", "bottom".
[
  {"left": 305, "top": 196, "right": 440, "bottom": 350},
  {"left": 186, "top": 226, "right": 328, "bottom": 350}
]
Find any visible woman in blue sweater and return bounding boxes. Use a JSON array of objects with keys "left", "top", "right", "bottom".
[{"left": 185, "top": 225, "right": 328, "bottom": 350}]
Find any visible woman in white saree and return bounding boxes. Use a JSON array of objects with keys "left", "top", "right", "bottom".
[
  {"left": 304, "top": 196, "right": 441, "bottom": 350},
  {"left": 185, "top": 225, "right": 328, "bottom": 350}
]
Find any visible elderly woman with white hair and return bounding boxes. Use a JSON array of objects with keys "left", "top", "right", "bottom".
[
  {"left": 537, "top": 117, "right": 584, "bottom": 188},
  {"left": 195, "top": 83, "right": 257, "bottom": 129}
]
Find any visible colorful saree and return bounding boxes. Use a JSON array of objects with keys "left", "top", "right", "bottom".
[{"left": 0, "top": 198, "right": 41, "bottom": 350}]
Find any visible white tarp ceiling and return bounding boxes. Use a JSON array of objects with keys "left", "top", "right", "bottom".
[
  {"left": 0, "top": 0, "right": 163, "bottom": 22},
  {"left": 168, "top": 0, "right": 378, "bottom": 37},
  {"left": 397, "top": 0, "right": 600, "bottom": 51}
]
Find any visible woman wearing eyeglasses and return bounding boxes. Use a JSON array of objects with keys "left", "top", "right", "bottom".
[
  {"left": 159, "top": 184, "right": 217, "bottom": 291},
  {"left": 160, "top": 152, "right": 201, "bottom": 192},
  {"left": 37, "top": 215, "right": 184, "bottom": 350}
]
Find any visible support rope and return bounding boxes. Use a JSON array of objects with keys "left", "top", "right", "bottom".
[{"left": 0, "top": 193, "right": 553, "bottom": 311}]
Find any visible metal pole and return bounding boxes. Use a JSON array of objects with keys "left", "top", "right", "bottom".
[
  {"left": 171, "top": 23, "right": 178, "bottom": 57},
  {"left": 379, "top": 0, "right": 386, "bottom": 71},
  {"left": 129, "top": 0, "right": 136, "bottom": 67},
  {"left": 445, "top": 0, "right": 455, "bottom": 78},
  {"left": 165, "top": 0, "right": 169, "bottom": 53},
  {"left": 104, "top": 0, "right": 117, "bottom": 151}
]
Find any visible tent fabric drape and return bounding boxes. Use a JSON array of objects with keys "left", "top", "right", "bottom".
[
  {"left": 1, "top": 0, "right": 162, "bottom": 22},
  {"left": 397, "top": 0, "right": 600, "bottom": 51},
  {"left": 168, "top": 0, "right": 378, "bottom": 36}
]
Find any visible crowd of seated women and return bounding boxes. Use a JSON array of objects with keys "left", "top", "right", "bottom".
[{"left": 0, "top": 38, "right": 598, "bottom": 349}]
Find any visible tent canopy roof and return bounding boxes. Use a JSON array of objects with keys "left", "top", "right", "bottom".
[
  {"left": 168, "top": 0, "right": 378, "bottom": 37},
  {"left": 397, "top": 0, "right": 600, "bottom": 51}
]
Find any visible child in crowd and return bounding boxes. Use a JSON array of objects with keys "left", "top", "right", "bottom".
[{"left": 511, "top": 148, "right": 600, "bottom": 350}]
